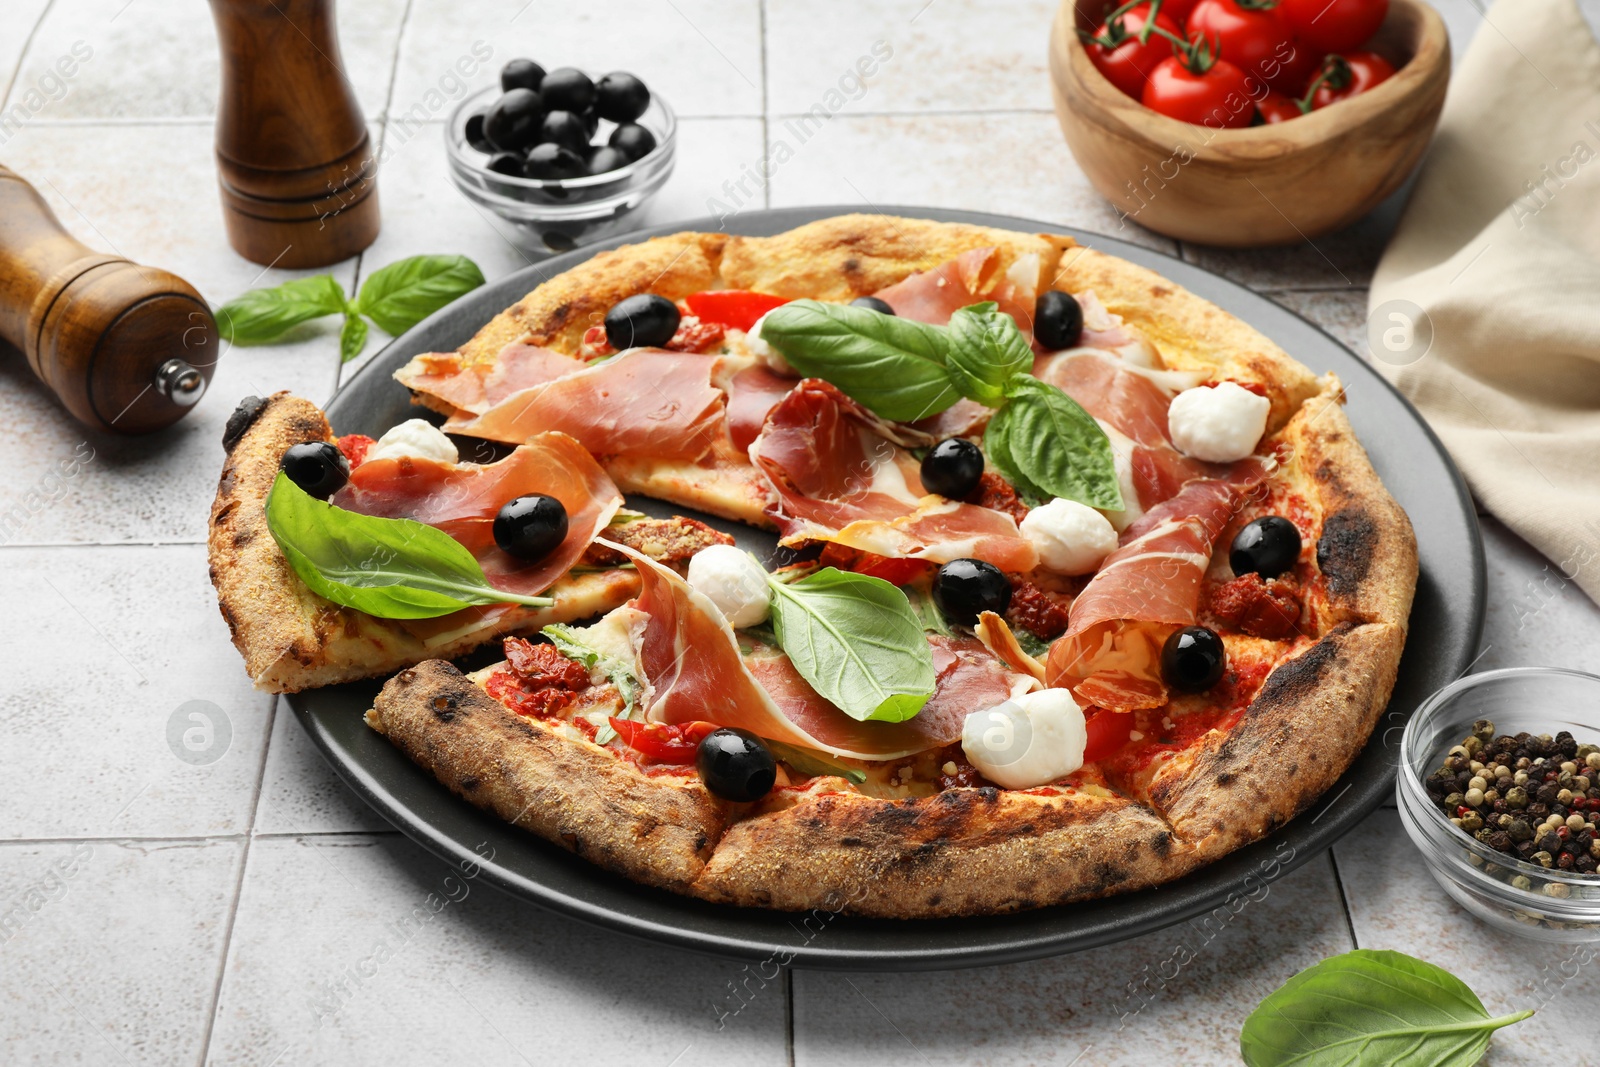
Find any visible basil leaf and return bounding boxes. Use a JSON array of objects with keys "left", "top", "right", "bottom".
[
  {"left": 946, "top": 302, "right": 1034, "bottom": 407},
  {"left": 759, "top": 299, "right": 960, "bottom": 422},
  {"left": 355, "top": 254, "right": 486, "bottom": 337},
  {"left": 903, "top": 584, "right": 951, "bottom": 636},
  {"left": 1241, "top": 950, "right": 1534, "bottom": 1067},
  {"left": 767, "top": 567, "right": 936, "bottom": 722},
  {"left": 766, "top": 740, "right": 868, "bottom": 785},
  {"left": 265, "top": 472, "right": 551, "bottom": 619},
  {"left": 215, "top": 274, "right": 347, "bottom": 345},
  {"left": 339, "top": 313, "right": 369, "bottom": 363},
  {"left": 986, "top": 376, "right": 1123, "bottom": 511}
]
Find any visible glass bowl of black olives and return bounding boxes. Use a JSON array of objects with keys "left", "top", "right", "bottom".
[{"left": 445, "top": 61, "right": 676, "bottom": 255}]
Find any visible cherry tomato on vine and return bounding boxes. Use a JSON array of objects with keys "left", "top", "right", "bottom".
[
  {"left": 1280, "top": 0, "right": 1387, "bottom": 53},
  {"left": 1084, "top": 4, "right": 1181, "bottom": 99},
  {"left": 1142, "top": 53, "right": 1255, "bottom": 127},
  {"left": 1265, "top": 36, "right": 1323, "bottom": 92},
  {"left": 1185, "top": 0, "right": 1294, "bottom": 87},
  {"left": 1149, "top": 0, "right": 1201, "bottom": 24},
  {"left": 1308, "top": 50, "right": 1394, "bottom": 108},
  {"left": 1254, "top": 89, "right": 1304, "bottom": 123}
]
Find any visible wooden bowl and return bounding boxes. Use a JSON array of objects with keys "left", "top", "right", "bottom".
[{"left": 1048, "top": 0, "right": 1450, "bottom": 246}]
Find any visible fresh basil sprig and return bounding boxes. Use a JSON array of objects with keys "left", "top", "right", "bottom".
[
  {"left": 766, "top": 566, "right": 937, "bottom": 723},
  {"left": 945, "top": 302, "right": 1034, "bottom": 406},
  {"left": 217, "top": 254, "right": 485, "bottom": 363},
  {"left": 1241, "top": 950, "right": 1533, "bottom": 1067},
  {"left": 986, "top": 376, "right": 1123, "bottom": 510},
  {"left": 265, "top": 472, "right": 551, "bottom": 618}
]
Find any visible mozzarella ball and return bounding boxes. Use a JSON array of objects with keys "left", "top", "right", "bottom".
[
  {"left": 1020, "top": 497, "right": 1119, "bottom": 575},
  {"left": 365, "top": 418, "right": 459, "bottom": 465},
  {"left": 961, "top": 688, "right": 1087, "bottom": 790},
  {"left": 686, "top": 544, "right": 772, "bottom": 628},
  {"left": 1167, "top": 382, "right": 1270, "bottom": 463}
]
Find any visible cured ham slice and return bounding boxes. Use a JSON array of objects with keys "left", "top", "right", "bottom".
[
  {"left": 606, "top": 539, "right": 1034, "bottom": 760},
  {"left": 443, "top": 349, "right": 727, "bottom": 462},
  {"left": 751, "top": 380, "right": 1039, "bottom": 572},
  {"left": 331, "top": 431, "right": 623, "bottom": 598},
  {"left": 396, "top": 344, "right": 588, "bottom": 417},
  {"left": 974, "top": 611, "right": 1047, "bottom": 686},
  {"left": 724, "top": 363, "right": 798, "bottom": 453},
  {"left": 872, "top": 247, "right": 1041, "bottom": 343}
]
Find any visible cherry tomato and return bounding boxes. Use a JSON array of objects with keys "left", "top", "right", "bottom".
[
  {"left": 1186, "top": 0, "right": 1294, "bottom": 88},
  {"left": 1264, "top": 36, "right": 1322, "bottom": 92},
  {"left": 1085, "top": 4, "right": 1181, "bottom": 100},
  {"left": 856, "top": 555, "right": 934, "bottom": 586},
  {"left": 1082, "top": 709, "right": 1136, "bottom": 764},
  {"left": 1280, "top": 0, "right": 1387, "bottom": 53},
  {"left": 1142, "top": 54, "right": 1255, "bottom": 127},
  {"left": 1308, "top": 50, "right": 1394, "bottom": 108},
  {"left": 682, "top": 290, "right": 789, "bottom": 333},
  {"left": 609, "top": 718, "right": 717, "bottom": 763},
  {"left": 1255, "top": 89, "right": 1303, "bottom": 123},
  {"left": 1149, "top": 0, "right": 1200, "bottom": 24}
]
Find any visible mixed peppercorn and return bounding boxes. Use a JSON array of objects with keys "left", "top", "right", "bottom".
[{"left": 1426, "top": 719, "right": 1600, "bottom": 891}]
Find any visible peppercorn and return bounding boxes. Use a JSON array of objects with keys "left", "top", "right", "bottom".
[
  {"left": 1533, "top": 850, "right": 1555, "bottom": 868},
  {"left": 1547, "top": 882, "right": 1572, "bottom": 898},
  {"left": 1511, "top": 874, "right": 1533, "bottom": 890},
  {"left": 1460, "top": 812, "right": 1484, "bottom": 832},
  {"left": 1509, "top": 818, "right": 1534, "bottom": 842},
  {"left": 1506, "top": 786, "right": 1529, "bottom": 809},
  {"left": 1539, "top": 832, "right": 1562, "bottom": 853},
  {"left": 1465, "top": 788, "right": 1486, "bottom": 808}
]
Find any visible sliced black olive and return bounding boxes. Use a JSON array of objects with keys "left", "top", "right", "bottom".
[
  {"left": 933, "top": 558, "right": 1012, "bottom": 626},
  {"left": 608, "top": 122, "right": 657, "bottom": 162},
  {"left": 523, "top": 142, "right": 586, "bottom": 181},
  {"left": 850, "top": 295, "right": 895, "bottom": 315},
  {"left": 501, "top": 58, "right": 546, "bottom": 93},
  {"left": 920, "top": 438, "right": 985, "bottom": 499},
  {"left": 485, "top": 151, "right": 524, "bottom": 177},
  {"left": 483, "top": 88, "right": 542, "bottom": 152},
  {"left": 538, "top": 109, "right": 589, "bottom": 153},
  {"left": 586, "top": 145, "right": 632, "bottom": 176},
  {"left": 539, "top": 67, "right": 595, "bottom": 113},
  {"left": 1230, "top": 516, "right": 1302, "bottom": 579},
  {"left": 594, "top": 71, "right": 650, "bottom": 123},
  {"left": 493, "top": 494, "right": 569, "bottom": 561},
  {"left": 696, "top": 728, "right": 776, "bottom": 802},
  {"left": 1034, "top": 290, "right": 1084, "bottom": 350},
  {"left": 279, "top": 441, "right": 349, "bottom": 499},
  {"left": 604, "top": 293, "right": 680, "bottom": 349},
  {"left": 464, "top": 111, "right": 493, "bottom": 153},
  {"left": 1162, "top": 626, "right": 1226, "bottom": 692}
]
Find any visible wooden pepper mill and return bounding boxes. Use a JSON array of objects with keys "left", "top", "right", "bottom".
[
  {"left": 0, "top": 165, "right": 217, "bottom": 435},
  {"left": 210, "top": 0, "right": 380, "bottom": 268}
]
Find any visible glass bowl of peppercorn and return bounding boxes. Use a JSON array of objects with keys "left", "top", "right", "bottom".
[{"left": 1398, "top": 666, "right": 1600, "bottom": 942}]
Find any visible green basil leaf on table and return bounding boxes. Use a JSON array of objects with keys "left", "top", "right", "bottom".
[
  {"left": 355, "top": 254, "right": 487, "bottom": 337},
  {"left": 215, "top": 274, "right": 349, "bottom": 345},
  {"left": 945, "top": 302, "right": 1034, "bottom": 407},
  {"left": 1240, "top": 949, "right": 1533, "bottom": 1067},
  {"left": 765, "top": 740, "right": 868, "bottom": 785},
  {"left": 758, "top": 299, "right": 960, "bottom": 422},
  {"left": 984, "top": 376, "right": 1123, "bottom": 511},
  {"left": 265, "top": 472, "right": 552, "bottom": 619},
  {"left": 767, "top": 566, "right": 936, "bottom": 723},
  {"left": 339, "top": 312, "right": 369, "bottom": 364}
]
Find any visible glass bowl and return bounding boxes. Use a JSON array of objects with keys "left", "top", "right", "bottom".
[
  {"left": 1397, "top": 667, "right": 1600, "bottom": 942},
  {"left": 444, "top": 85, "right": 676, "bottom": 255}
]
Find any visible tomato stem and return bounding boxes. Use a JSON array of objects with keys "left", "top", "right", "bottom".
[
  {"left": 1147, "top": 25, "right": 1220, "bottom": 74},
  {"left": 1296, "top": 54, "right": 1351, "bottom": 112}
]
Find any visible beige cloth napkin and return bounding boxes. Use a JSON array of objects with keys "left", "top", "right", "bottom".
[{"left": 1369, "top": 0, "right": 1600, "bottom": 602}]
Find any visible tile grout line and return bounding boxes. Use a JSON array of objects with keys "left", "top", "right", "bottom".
[
  {"left": 0, "top": 0, "right": 56, "bottom": 113},
  {"left": 1325, "top": 848, "right": 1362, "bottom": 950},
  {"left": 0, "top": 829, "right": 404, "bottom": 846}
]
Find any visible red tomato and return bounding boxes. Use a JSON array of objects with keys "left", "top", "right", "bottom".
[
  {"left": 854, "top": 556, "right": 933, "bottom": 586},
  {"left": 1141, "top": 54, "right": 1255, "bottom": 127},
  {"left": 1280, "top": 0, "right": 1387, "bottom": 53},
  {"left": 1150, "top": 0, "right": 1201, "bottom": 24},
  {"left": 1082, "top": 709, "right": 1136, "bottom": 764},
  {"left": 1255, "top": 89, "right": 1304, "bottom": 123},
  {"left": 609, "top": 719, "right": 717, "bottom": 763},
  {"left": 1308, "top": 50, "right": 1394, "bottom": 108},
  {"left": 1186, "top": 0, "right": 1294, "bottom": 86},
  {"left": 682, "top": 290, "right": 789, "bottom": 333},
  {"left": 1264, "top": 36, "right": 1322, "bottom": 92},
  {"left": 1085, "top": 4, "right": 1181, "bottom": 99}
]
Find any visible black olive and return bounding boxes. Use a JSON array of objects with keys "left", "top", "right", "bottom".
[
  {"left": 580, "top": 108, "right": 599, "bottom": 139},
  {"left": 538, "top": 109, "right": 589, "bottom": 153},
  {"left": 586, "top": 145, "right": 632, "bottom": 176},
  {"left": 493, "top": 494, "right": 569, "bottom": 561},
  {"left": 608, "top": 123, "right": 657, "bottom": 161},
  {"left": 1162, "top": 626, "right": 1226, "bottom": 692},
  {"left": 696, "top": 728, "right": 776, "bottom": 802},
  {"left": 850, "top": 295, "right": 895, "bottom": 315},
  {"left": 604, "top": 294, "right": 680, "bottom": 349},
  {"left": 1034, "top": 290, "right": 1084, "bottom": 350},
  {"left": 523, "top": 142, "right": 586, "bottom": 181},
  {"left": 464, "top": 111, "right": 493, "bottom": 153},
  {"left": 279, "top": 441, "right": 349, "bottom": 499},
  {"left": 539, "top": 67, "right": 595, "bottom": 113},
  {"left": 920, "top": 438, "right": 985, "bottom": 499},
  {"left": 485, "top": 151, "right": 524, "bottom": 177},
  {"left": 1230, "top": 516, "right": 1302, "bottom": 579},
  {"left": 594, "top": 71, "right": 650, "bottom": 123},
  {"left": 933, "top": 558, "right": 1011, "bottom": 626},
  {"left": 483, "top": 88, "right": 542, "bottom": 152},
  {"left": 501, "top": 58, "right": 546, "bottom": 93}
]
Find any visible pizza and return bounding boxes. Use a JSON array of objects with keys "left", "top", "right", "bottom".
[{"left": 211, "top": 214, "right": 1416, "bottom": 918}]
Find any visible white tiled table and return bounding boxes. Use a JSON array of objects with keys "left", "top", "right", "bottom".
[{"left": 3, "top": 2, "right": 1598, "bottom": 1064}]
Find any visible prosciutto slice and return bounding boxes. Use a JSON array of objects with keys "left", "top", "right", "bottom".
[
  {"left": 751, "top": 380, "right": 1038, "bottom": 572},
  {"left": 443, "top": 349, "right": 727, "bottom": 461},
  {"left": 724, "top": 363, "right": 798, "bottom": 453},
  {"left": 872, "top": 247, "right": 1040, "bottom": 343},
  {"left": 396, "top": 344, "right": 588, "bottom": 417}
]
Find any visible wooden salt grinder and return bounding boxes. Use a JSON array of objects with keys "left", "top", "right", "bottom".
[
  {"left": 0, "top": 165, "right": 217, "bottom": 435},
  {"left": 210, "top": 0, "right": 380, "bottom": 269}
]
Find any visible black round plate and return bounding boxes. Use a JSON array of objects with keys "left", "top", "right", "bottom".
[{"left": 293, "top": 206, "right": 1484, "bottom": 970}]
